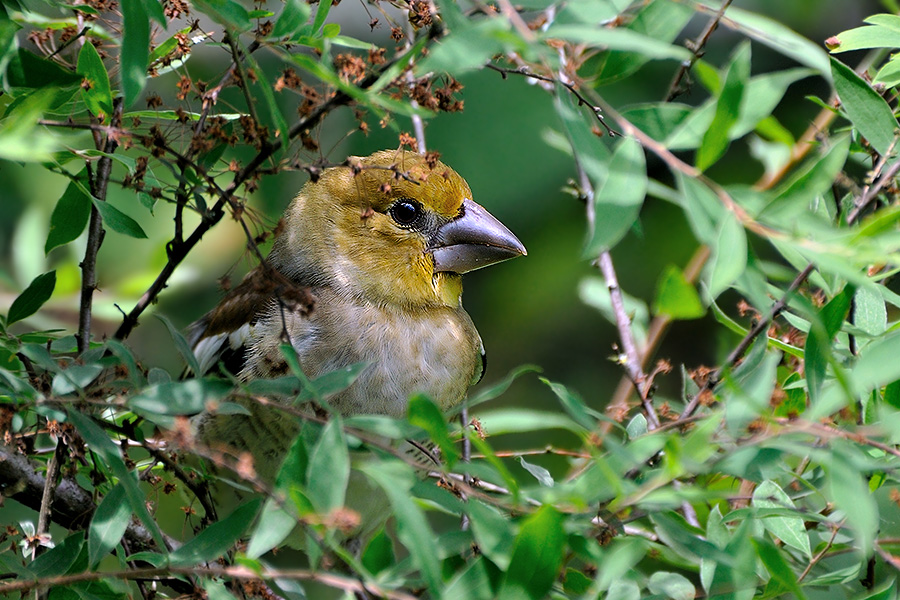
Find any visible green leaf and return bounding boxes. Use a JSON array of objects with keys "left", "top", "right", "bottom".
[
  {"left": 874, "top": 54, "right": 900, "bottom": 87},
  {"left": 831, "top": 56, "right": 900, "bottom": 157},
  {"left": 128, "top": 379, "right": 233, "bottom": 416},
  {"left": 30, "top": 532, "right": 85, "bottom": 577},
  {"left": 653, "top": 264, "right": 705, "bottom": 319},
  {"left": 66, "top": 410, "right": 168, "bottom": 552},
  {"left": 706, "top": 213, "right": 746, "bottom": 299},
  {"left": 51, "top": 363, "right": 104, "bottom": 395},
  {"left": 45, "top": 170, "right": 92, "bottom": 254},
  {"left": 408, "top": 394, "right": 459, "bottom": 467},
  {"left": 156, "top": 314, "right": 201, "bottom": 376},
  {"left": 592, "top": 0, "right": 694, "bottom": 84},
  {"left": 583, "top": 136, "right": 646, "bottom": 255},
  {"left": 88, "top": 483, "right": 130, "bottom": 567},
  {"left": 854, "top": 286, "right": 887, "bottom": 336},
  {"left": 519, "top": 456, "right": 553, "bottom": 487},
  {"left": 121, "top": 0, "right": 149, "bottom": 107},
  {"left": 854, "top": 331, "right": 900, "bottom": 393},
  {"left": 466, "top": 500, "right": 516, "bottom": 570},
  {"left": 751, "top": 537, "right": 807, "bottom": 599},
  {"left": 168, "top": 499, "right": 262, "bottom": 566},
  {"left": 141, "top": 0, "right": 167, "bottom": 25},
  {"left": 309, "top": 0, "right": 333, "bottom": 35},
  {"left": 697, "top": 43, "right": 750, "bottom": 171},
  {"left": 76, "top": 40, "right": 112, "bottom": 118},
  {"left": 361, "top": 527, "right": 395, "bottom": 574},
  {"left": 271, "top": 0, "right": 311, "bottom": 38},
  {"left": 647, "top": 571, "right": 695, "bottom": 600},
  {"left": 5, "top": 48, "right": 82, "bottom": 88},
  {"left": 540, "top": 378, "right": 594, "bottom": 430},
  {"left": 192, "top": 0, "right": 252, "bottom": 31},
  {"left": 498, "top": 505, "right": 566, "bottom": 600},
  {"left": 713, "top": 5, "right": 829, "bottom": 77},
  {"left": 415, "top": 18, "right": 512, "bottom": 76},
  {"left": 306, "top": 418, "right": 349, "bottom": 513},
  {"left": 832, "top": 22, "right": 900, "bottom": 53},
  {"left": 751, "top": 480, "right": 811, "bottom": 558},
  {"left": 760, "top": 134, "right": 850, "bottom": 220},
  {"left": 93, "top": 200, "right": 147, "bottom": 238},
  {"left": 465, "top": 364, "right": 541, "bottom": 409},
  {"left": 544, "top": 25, "right": 691, "bottom": 61},
  {"left": 8, "top": 271, "right": 56, "bottom": 325},
  {"left": 828, "top": 445, "right": 878, "bottom": 556},
  {"left": 247, "top": 433, "right": 311, "bottom": 557},
  {"left": 474, "top": 409, "right": 584, "bottom": 434},
  {"left": 362, "top": 460, "right": 443, "bottom": 598}
]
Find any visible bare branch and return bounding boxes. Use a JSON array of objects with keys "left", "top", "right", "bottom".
[
  {"left": 665, "top": 0, "right": 734, "bottom": 101},
  {"left": 77, "top": 97, "right": 123, "bottom": 354},
  {"left": 677, "top": 263, "right": 816, "bottom": 422}
]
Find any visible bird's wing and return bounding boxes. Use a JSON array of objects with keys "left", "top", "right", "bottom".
[{"left": 188, "top": 267, "right": 314, "bottom": 376}]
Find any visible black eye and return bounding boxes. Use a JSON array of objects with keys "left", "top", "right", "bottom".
[{"left": 389, "top": 200, "right": 422, "bottom": 226}]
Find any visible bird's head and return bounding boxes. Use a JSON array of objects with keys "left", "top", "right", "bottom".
[{"left": 270, "top": 150, "right": 526, "bottom": 308}]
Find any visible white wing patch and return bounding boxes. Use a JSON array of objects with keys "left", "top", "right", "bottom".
[{"left": 193, "top": 322, "right": 253, "bottom": 375}]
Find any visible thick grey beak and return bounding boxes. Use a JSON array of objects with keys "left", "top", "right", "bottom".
[{"left": 429, "top": 199, "right": 526, "bottom": 274}]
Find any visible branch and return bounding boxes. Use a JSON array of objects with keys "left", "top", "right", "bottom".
[
  {"left": 77, "top": 97, "right": 123, "bottom": 354},
  {"left": 665, "top": 0, "right": 734, "bottom": 101},
  {"left": 0, "top": 564, "right": 418, "bottom": 600},
  {"left": 0, "top": 446, "right": 165, "bottom": 555},
  {"left": 112, "top": 50, "right": 422, "bottom": 341},
  {"left": 677, "top": 263, "right": 815, "bottom": 422},
  {"left": 596, "top": 251, "right": 660, "bottom": 430}
]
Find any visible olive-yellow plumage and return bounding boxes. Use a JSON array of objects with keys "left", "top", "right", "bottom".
[{"left": 190, "top": 150, "right": 525, "bottom": 443}]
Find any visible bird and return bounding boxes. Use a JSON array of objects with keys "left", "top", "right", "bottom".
[{"left": 187, "top": 150, "right": 526, "bottom": 474}]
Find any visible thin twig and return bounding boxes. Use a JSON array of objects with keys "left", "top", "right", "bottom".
[
  {"left": 0, "top": 565, "right": 418, "bottom": 600},
  {"left": 77, "top": 97, "right": 123, "bottom": 354},
  {"left": 596, "top": 251, "right": 660, "bottom": 430},
  {"left": 677, "top": 263, "right": 815, "bottom": 422},
  {"left": 846, "top": 144, "right": 900, "bottom": 224},
  {"left": 798, "top": 523, "right": 841, "bottom": 582},
  {"left": 143, "top": 442, "right": 218, "bottom": 522},
  {"left": 113, "top": 50, "right": 422, "bottom": 340},
  {"left": 665, "top": 0, "right": 734, "bottom": 101},
  {"left": 34, "top": 441, "right": 63, "bottom": 558},
  {"left": 601, "top": 246, "right": 709, "bottom": 432}
]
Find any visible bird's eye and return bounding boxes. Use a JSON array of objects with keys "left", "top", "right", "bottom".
[{"left": 389, "top": 200, "right": 422, "bottom": 227}]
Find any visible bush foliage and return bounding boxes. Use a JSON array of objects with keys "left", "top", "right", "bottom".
[{"left": 2, "top": 0, "right": 900, "bottom": 598}]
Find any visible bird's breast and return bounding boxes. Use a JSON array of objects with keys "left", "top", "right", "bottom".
[{"left": 244, "top": 288, "right": 482, "bottom": 417}]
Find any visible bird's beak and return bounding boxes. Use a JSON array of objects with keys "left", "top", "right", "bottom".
[{"left": 429, "top": 199, "right": 527, "bottom": 274}]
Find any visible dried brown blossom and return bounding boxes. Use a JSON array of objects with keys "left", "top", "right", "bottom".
[
  {"left": 398, "top": 131, "right": 417, "bottom": 149},
  {"left": 275, "top": 67, "right": 302, "bottom": 92},
  {"left": 176, "top": 75, "right": 192, "bottom": 100},
  {"left": 335, "top": 53, "right": 366, "bottom": 84},
  {"left": 368, "top": 46, "right": 386, "bottom": 66}
]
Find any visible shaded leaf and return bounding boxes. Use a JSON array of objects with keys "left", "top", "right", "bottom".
[
  {"left": 45, "top": 171, "right": 92, "bottom": 254},
  {"left": 583, "top": 135, "right": 646, "bottom": 255},
  {"left": 8, "top": 271, "right": 56, "bottom": 325},
  {"left": 93, "top": 200, "right": 147, "bottom": 238},
  {"left": 121, "top": 0, "right": 149, "bottom": 107},
  {"left": 306, "top": 418, "right": 349, "bottom": 513},
  {"left": 831, "top": 56, "right": 900, "bottom": 157},
  {"left": 653, "top": 264, "right": 705, "bottom": 319},
  {"left": 751, "top": 480, "right": 811, "bottom": 558},
  {"left": 169, "top": 499, "right": 262, "bottom": 566},
  {"left": 76, "top": 40, "right": 112, "bottom": 118},
  {"left": 88, "top": 483, "right": 130, "bottom": 567},
  {"left": 408, "top": 394, "right": 459, "bottom": 467},
  {"left": 498, "top": 506, "right": 565, "bottom": 600}
]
